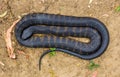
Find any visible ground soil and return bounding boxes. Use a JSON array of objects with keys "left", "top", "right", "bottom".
[{"left": 0, "top": 0, "right": 120, "bottom": 77}]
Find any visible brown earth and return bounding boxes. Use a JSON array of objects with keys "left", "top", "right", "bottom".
[{"left": 0, "top": 0, "right": 120, "bottom": 77}]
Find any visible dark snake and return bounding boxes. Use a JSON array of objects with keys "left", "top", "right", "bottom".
[{"left": 15, "top": 13, "right": 109, "bottom": 70}]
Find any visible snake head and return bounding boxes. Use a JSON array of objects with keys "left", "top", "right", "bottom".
[{"left": 22, "top": 29, "right": 33, "bottom": 40}]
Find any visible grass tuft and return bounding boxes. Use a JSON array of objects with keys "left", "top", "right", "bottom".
[
  {"left": 88, "top": 60, "right": 100, "bottom": 70},
  {"left": 49, "top": 48, "right": 56, "bottom": 56},
  {"left": 115, "top": 6, "right": 120, "bottom": 12}
]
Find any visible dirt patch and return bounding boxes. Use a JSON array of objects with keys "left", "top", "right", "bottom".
[{"left": 0, "top": 0, "right": 120, "bottom": 77}]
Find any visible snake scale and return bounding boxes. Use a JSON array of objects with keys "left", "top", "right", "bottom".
[{"left": 15, "top": 13, "right": 109, "bottom": 69}]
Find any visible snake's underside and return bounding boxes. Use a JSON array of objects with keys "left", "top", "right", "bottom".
[{"left": 15, "top": 13, "right": 109, "bottom": 69}]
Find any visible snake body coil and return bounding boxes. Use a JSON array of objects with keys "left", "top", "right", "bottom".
[{"left": 15, "top": 13, "right": 109, "bottom": 60}]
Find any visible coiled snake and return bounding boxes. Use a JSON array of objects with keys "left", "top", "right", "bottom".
[{"left": 15, "top": 13, "right": 109, "bottom": 70}]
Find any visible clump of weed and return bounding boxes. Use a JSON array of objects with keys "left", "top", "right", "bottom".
[
  {"left": 49, "top": 48, "right": 56, "bottom": 56},
  {"left": 88, "top": 60, "right": 100, "bottom": 70},
  {"left": 115, "top": 6, "right": 120, "bottom": 12}
]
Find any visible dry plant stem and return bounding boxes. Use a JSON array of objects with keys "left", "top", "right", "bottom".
[
  {"left": 89, "top": 0, "right": 93, "bottom": 4},
  {"left": 85, "top": 70, "right": 98, "bottom": 77},
  {"left": 17, "top": 50, "right": 29, "bottom": 59},
  {"left": 5, "top": 19, "right": 20, "bottom": 59},
  {"left": 0, "top": 61, "right": 5, "bottom": 66},
  {"left": 17, "top": 50, "right": 26, "bottom": 55},
  {"left": 92, "top": 71, "right": 98, "bottom": 77},
  {"left": 0, "top": 11, "right": 7, "bottom": 18}
]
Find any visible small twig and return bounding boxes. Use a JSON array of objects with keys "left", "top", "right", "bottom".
[
  {"left": 17, "top": 50, "right": 29, "bottom": 59},
  {"left": 4, "top": 19, "right": 20, "bottom": 59},
  {"left": 89, "top": 0, "right": 93, "bottom": 4},
  {"left": 0, "top": 61, "right": 5, "bottom": 66},
  {"left": 41, "top": 0, "right": 45, "bottom": 3},
  {"left": 0, "top": 11, "right": 7, "bottom": 18},
  {"left": 17, "top": 50, "right": 26, "bottom": 55},
  {"left": 88, "top": 0, "right": 93, "bottom": 8},
  {"left": 92, "top": 71, "right": 98, "bottom": 77}
]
